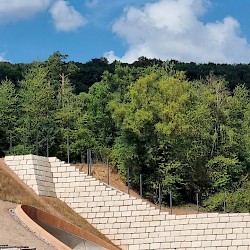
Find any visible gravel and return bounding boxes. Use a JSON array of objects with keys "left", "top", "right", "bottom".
[{"left": 0, "top": 200, "right": 56, "bottom": 250}]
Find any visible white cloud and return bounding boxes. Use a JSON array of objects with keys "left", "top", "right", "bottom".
[
  {"left": 50, "top": 0, "right": 87, "bottom": 32},
  {"left": 0, "top": 0, "right": 53, "bottom": 23},
  {"left": 85, "top": 0, "right": 100, "bottom": 8},
  {"left": 0, "top": 53, "right": 8, "bottom": 62},
  {"left": 106, "top": 0, "right": 250, "bottom": 63}
]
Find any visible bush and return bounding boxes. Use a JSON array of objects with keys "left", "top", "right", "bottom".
[{"left": 203, "top": 180, "right": 250, "bottom": 213}]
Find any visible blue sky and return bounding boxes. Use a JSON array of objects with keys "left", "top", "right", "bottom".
[{"left": 0, "top": 0, "right": 250, "bottom": 64}]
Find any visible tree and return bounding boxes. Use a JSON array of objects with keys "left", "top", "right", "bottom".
[
  {"left": 18, "top": 63, "right": 56, "bottom": 155},
  {"left": 0, "top": 79, "right": 18, "bottom": 154}
]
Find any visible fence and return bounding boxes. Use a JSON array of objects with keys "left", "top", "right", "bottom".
[{"left": 5, "top": 134, "right": 231, "bottom": 214}]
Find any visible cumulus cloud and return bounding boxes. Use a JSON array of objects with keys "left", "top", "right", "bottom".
[
  {"left": 105, "top": 0, "right": 250, "bottom": 63},
  {"left": 50, "top": 0, "right": 87, "bottom": 32},
  {"left": 0, "top": 0, "right": 53, "bottom": 23}
]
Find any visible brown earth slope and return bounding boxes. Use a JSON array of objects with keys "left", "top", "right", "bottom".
[
  {"left": 77, "top": 163, "right": 198, "bottom": 215},
  {"left": 0, "top": 158, "right": 118, "bottom": 249}
]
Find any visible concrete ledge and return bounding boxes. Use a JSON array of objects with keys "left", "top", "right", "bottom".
[
  {"left": 17, "top": 205, "right": 120, "bottom": 250},
  {"left": 15, "top": 205, "right": 71, "bottom": 250}
]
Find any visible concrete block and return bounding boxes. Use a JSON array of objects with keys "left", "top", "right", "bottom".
[
  {"left": 128, "top": 244, "right": 140, "bottom": 250},
  {"left": 74, "top": 186, "right": 86, "bottom": 192},
  {"left": 242, "top": 239, "right": 250, "bottom": 245},
  {"left": 70, "top": 171, "right": 80, "bottom": 177},
  {"left": 12, "top": 160, "right": 21, "bottom": 166},
  {"left": 242, "top": 215, "right": 250, "bottom": 221},
  {"left": 236, "top": 233, "right": 248, "bottom": 240},
  {"left": 216, "top": 234, "right": 227, "bottom": 241},
  {"left": 86, "top": 186, "right": 96, "bottom": 191},
  {"left": 231, "top": 239, "right": 243, "bottom": 246},
  {"left": 100, "top": 206, "right": 110, "bottom": 212},
  {"left": 220, "top": 239, "right": 232, "bottom": 246},
  {"left": 148, "top": 209, "right": 161, "bottom": 215},
  {"left": 132, "top": 199, "right": 143, "bottom": 205},
  {"left": 109, "top": 206, "right": 119, "bottom": 212},
  {"left": 87, "top": 201, "right": 98, "bottom": 208},
  {"left": 123, "top": 199, "right": 133, "bottom": 206},
  {"left": 87, "top": 212, "right": 96, "bottom": 219},
  {"left": 117, "top": 217, "right": 127, "bottom": 223},
  {"left": 19, "top": 160, "right": 27, "bottom": 165},
  {"left": 108, "top": 217, "right": 117, "bottom": 223},
  {"left": 120, "top": 239, "right": 134, "bottom": 246},
  {"left": 113, "top": 200, "right": 124, "bottom": 206},
  {"left": 100, "top": 190, "right": 108, "bottom": 196},
  {"left": 4, "top": 156, "right": 14, "bottom": 161},
  {"left": 149, "top": 242, "right": 161, "bottom": 249},
  {"left": 95, "top": 201, "right": 105, "bottom": 207},
  {"left": 227, "top": 234, "right": 237, "bottom": 240},
  {"left": 191, "top": 240, "right": 202, "bottom": 248},
  {"left": 94, "top": 196, "right": 104, "bottom": 202},
  {"left": 122, "top": 211, "right": 132, "bottom": 217},
  {"left": 243, "top": 227, "right": 250, "bottom": 234},
  {"left": 140, "top": 244, "right": 150, "bottom": 250},
  {"left": 95, "top": 185, "right": 106, "bottom": 191},
  {"left": 61, "top": 172, "right": 70, "bottom": 178},
  {"left": 119, "top": 206, "right": 128, "bottom": 212},
  {"left": 14, "top": 155, "right": 24, "bottom": 160},
  {"left": 50, "top": 161, "right": 61, "bottom": 167},
  {"left": 83, "top": 197, "right": 94, "bottom": 203},
  {"left": 80, "top": 181, "right": 90, "bottom": 187},
  {"left": 108, "top": 190, "right": 117, "bottom": 196},
  {"left": 111, "top": 195, "right": 123, "bottom": 201},
  {"left": 74, "top": 175, "right": 85, "bottom": 183},
  {"left": 127, "top": 205, "right": 138, "bottom": 211}
]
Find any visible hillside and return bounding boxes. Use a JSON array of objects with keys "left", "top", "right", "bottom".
[
  {"left": 0, "top": 158, "right": 117, "bottom": 248},
  {"left": 76, "top": 163, "right": 198, "bottom": 215}
]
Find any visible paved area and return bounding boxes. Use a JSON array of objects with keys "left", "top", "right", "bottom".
[{"left": 0, "top": 200, "right": 55, "bottom": 250}]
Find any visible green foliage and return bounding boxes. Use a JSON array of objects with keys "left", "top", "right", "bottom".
[
  {"left": 0, "top": 79, "right": 17, "bottom": 131},
  {"left": 0, "top": 79, "right": 18, "bottom": 154},
  {"left": 204, "top": 180, "right": 250, "bottom": 212},
  {"left": 0, "top": 53, "right": 250, "bottom": 211},
  {"left": 206, "top": 156, "right": 244, "bottom": 192}
]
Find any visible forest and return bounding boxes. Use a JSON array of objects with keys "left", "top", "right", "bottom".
[{"left": 0, "top": 52, "right": 249, "bottom": 212}]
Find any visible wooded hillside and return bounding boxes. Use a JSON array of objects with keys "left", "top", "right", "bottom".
[{"left": 0, "top": 52, "right": 249, "bottom": 212}]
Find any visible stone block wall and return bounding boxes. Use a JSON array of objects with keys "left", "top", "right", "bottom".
[
  {"left": 5, "top": 155, "right": 56, "bottom": 197},
  {"left": 4, "top": 155, "right": 250, "bottom": 250}
]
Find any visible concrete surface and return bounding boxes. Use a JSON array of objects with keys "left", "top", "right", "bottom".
[{"left": 0, "top": 200, "right": 55, "bottom": 250}]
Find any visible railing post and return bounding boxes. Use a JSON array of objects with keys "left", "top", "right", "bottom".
[
  {"left": 127, "top": 166, "right": 130, "bottom": 195},
  {"left": 9, "top": 133, "right": 13, "bottom": 155},
  {"left": 67, "top": 135, "right": 70, "bottom": 163},
  {"left": 170, "top": 190, "right": 173, "bottom": 215},
  {"left": 140, "top": 174, "right": 142, "bottom": 198},
  {"left": 159, "top": 183, "right": 162, "bottom": 212},
  {"left": 87, "top": 149, "right": 92, "bottom": 175},
  {"left": 46, "top": 137, "right": 49, "bottom": 157},
  {"left": 87, "top": 149, "right": 89, "bottom": 175},
  {"left": 23, "top": 135, "right": 26, "bottom": 155},
  {"left": 196, "top": 192, "right": 199, "bottom": 213},
  {"left": 223, "top": 191, "right": 226, "bottom": 213},
  {"left": 107, "top": 158, "right": 110, "bottom": 185},
  {"left": 36, "top": 134, "right": 38, "bottom": 155}
]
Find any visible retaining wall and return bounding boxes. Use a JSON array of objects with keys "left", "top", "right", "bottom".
[{"left": 4, "top": 155, "right": 250, "bottom": 250}]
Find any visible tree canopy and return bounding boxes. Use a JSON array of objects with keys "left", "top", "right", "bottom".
[{"left": 0, "top": 53, "right": 249, "bottom": 212}]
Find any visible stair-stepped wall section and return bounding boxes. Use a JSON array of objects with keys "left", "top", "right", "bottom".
[
  {"left": 47, "top": 156, "right": 171, "bottom": 249},
  {"left": 4, "top": 155, "right": 56, "bottom": 197},
  {"left": 4, "top": 155, "right": 250, "bottom": 250}
]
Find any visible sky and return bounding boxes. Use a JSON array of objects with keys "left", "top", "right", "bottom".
[{"left": 0, "top": 0, "right": 250, "bottom": 64}]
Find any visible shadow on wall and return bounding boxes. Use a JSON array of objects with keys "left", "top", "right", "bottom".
[{"left": 18, "top": 205, "right": 120, "bottom": 250}]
